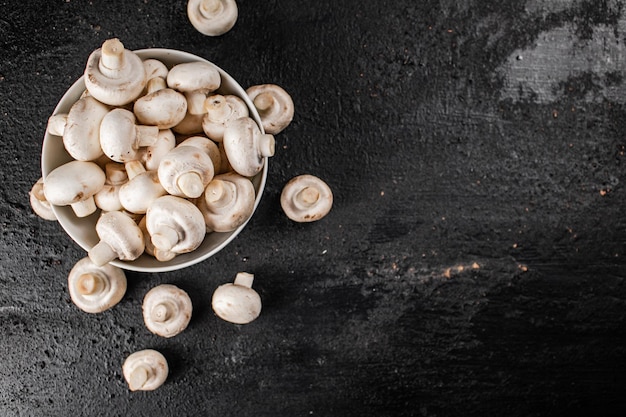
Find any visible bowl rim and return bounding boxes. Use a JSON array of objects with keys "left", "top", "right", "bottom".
[{"left": 41, "top": 47, "right": 268, "bottom": 273}]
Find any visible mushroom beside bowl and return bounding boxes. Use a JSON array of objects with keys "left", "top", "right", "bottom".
[{"left": 41, "top": 48, "right": 268, "bottom": 273}]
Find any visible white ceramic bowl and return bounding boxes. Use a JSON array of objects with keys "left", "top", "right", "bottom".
[{"left": 41, "top": 48, "right": 267, "bottom": 272}]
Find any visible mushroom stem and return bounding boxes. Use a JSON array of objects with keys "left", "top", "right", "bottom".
[
  {"left": 89, "top": 241, "right": 118, "bottom": 266},
  {"left": 204, "top": 95, "right": 229, "bottom": 121},
  {"left": 128, "top": 365, "right": 150, "bottom": 391},
  {"left": 200, "top": 0, "right": 223, "bottom": 16},
  {"left": 204, "top": 179, "right": 236, "bottom": 209},
  {"left": 76, "top": 273, "right": 106, "bottom": 296},
  {"left": 31, "top": 180, "right": 46, "bottom": 201},
  {"left": 135, "top": 125, "right": 160, "bottom": 147},
  {"left": 47, "top": 114, "right": 68, "bottom": 136},
  {"left": 253, "top": 92, "right": 275, "bottom": 114},
  {"left": 99, "top": 38, "right": 125, "bottom": 76},
  {"left": 152, "top": 302, "right": 174, "bottom": 323},
  {"left": 294, "top": 186, "right": 320, "bottom": 209},
  {"left": 146, "top": 77, "right": 167, "bottom": 94},
  {"left": 125, "top": 160, "right": 146, "bottom": 180},
  {"left": 151, "top": 225, "right": 179, "bottom": 251},
  {"left": 70, "top": 197, "right": 98, "bottom": 218},
  {"left": 259, "top": 134, "right": 276, "bottom": 157},
  {"left": 177, "top": 172, "right": 205, "bottom": 198},
  {"left": 233, "top": 272, "right": 254, "bottom": 288}
]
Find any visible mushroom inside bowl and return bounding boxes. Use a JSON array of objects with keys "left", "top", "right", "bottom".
[{"left": 41, "top": 48, "right": 268, "bottom": 272}]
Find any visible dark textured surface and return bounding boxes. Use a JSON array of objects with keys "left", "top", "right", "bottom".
[{"left": 2, "top": 0, "right": 626, "bottom": 415}]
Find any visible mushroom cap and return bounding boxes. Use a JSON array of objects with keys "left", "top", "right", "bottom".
[
  {"left": 212, "top": 272, "right": 261, "bottom": 324},
  {"left": 122, "top": 349, "right": 168, "bottom": 391},
  {"left": 119, "top": 170, "right": 167, "bottom": 214},
  {"left": 84, "top": 38, "right": 146, "bottom": 106},
  {"left": 138, "top": 129, "right": 176, "bottom": 171},
  {"left": 177, "top": 135, "right": 222, "bottom": 171},
  {"left": 280, "top": 174, "right": 333, "bottom": 222},
  {"left": 68, "top": 256, "right": 127, "bottom": 313},
  {"left": 94, "top": 183, "right": 124, "bottom": 212},
  {"left": 187, "top": 0, "right": 238, "bottom": 36},
  {"left": 138, "top": 217, "right": 177, "bottom": 262},
  {"left": 89, "top": 210, "right": 145, "bottom": 265},
  {"left": 142, "top": 284, "right": 193, "bottom": 338},
  {"left": 143, "top": 58, "right": 169, "bottom": 81},
  {"left": 246, "top": 84, "right": 294, "bottom": 135},
  {"left": 61, "top": 96, "right": 109, "bottom": 161},
  {"left": 29, "top": 178, "right": 57, "bottom": 221},
  {"left": 222, "top": 117, "right": 275, "bottom": 177},
  {"left": 133, "top": 88, "right": 188, "bottom": 129},
  {"left": 146, "top": 195, "right": 206, "bottom": 254},
  {"left": 43, "top": 161, "right": 106, "bottom": 207},
  {"left": 100, "top": 108, "right": 159, "bottom": 162},
  {"left": 173, "top": 110, "right": 205, "bottom": 135},
  {"left": 166, "top": 61, "right": 221, "bottom": 93},
  {"left": 198, "top": 172, "right": 255, "bottom": 232},
  {"left": 202, "top": 94, "right": 249, "bottom": 141},
  {"left": 157, "top": 145, "right": 215, "bottom": 198}
]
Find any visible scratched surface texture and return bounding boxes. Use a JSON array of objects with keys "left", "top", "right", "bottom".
[{"left": 2, "top": 0, "right": 626, "bottom": 416}]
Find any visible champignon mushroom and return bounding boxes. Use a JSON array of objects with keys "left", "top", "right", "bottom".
[
  {"left": 118, "top": 170, "right": 167, "bottom": 214},
  {"left": 222, "top": 117, "right": 275, "bottom": 177},
  {"left": 197, "top": 172, "right": 255, "bottom": 232},
  {"left": 138, "top": 129, "right": 176, "bottom": 171},
  {"left": 29, "top": 177, "right": 57, "bottom": 221},
  {"left": 211, "top": 272, "right": 261, "bottom": 324},
  {"left": 133, "top": 81, "right": 188, "bottom": 129},
  {"left": 61, "top": 96, "right": 110, "bottom": 161},
  {"left": 46, "top": 113, "right": 68, "bottom": 137},
  {"left": 84, "top": 38, "right": 146, "bottom": 106},
  {"left": 67, "top": 256, "right": 127, "bottom": 313},
  {"left": 173, "top": 110, "right": 205, "bottom": 135},
  {"left": 145, "top": 195, "right": 206, "bottom": 254},
  {"left": 201, "top": 94, "right": 249, "bottom": 142},
  {"left": 157, "top": 145, "right": 215, "bottom": 199},
  {"left": 88, "top": 210, "right": 145, "bottom": 266},
  {"left": 43, "top": 160, "right": 106, "bottom": 218},
  {"left": 167, "top": 61, "right": 221, "bottom": 116},
  {"left": 280, "top": 174, "right": 333, "bottom": 222},
  {"left": 177, "top": 135, "right": 222, "bottom": 172},
  {"left": 246, "top": 84, "right": 294, "bottom": 135},
  {"left": 138, "top": 217, "right": 176, "bottom": 262},
  {"left": 142, "top": 284, "right": 192, "bottom": 338},
  {"left": 142, "top": 59, "right": 169, "bottom": 84},
  {"left": 100, "top": 108, "right": 159, "bottom": 163},
  {"left": 94, "top": 163, "right": 128, "bottom": 212},
  {"left": 122, "top": 349, "right": 168, "bottom": 391},
  {"left": 187, "top": 0, "right": 238, "bottom": 36}
]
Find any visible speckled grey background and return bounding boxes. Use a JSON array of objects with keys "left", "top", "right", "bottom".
[{"left": 2, "top": 0, "right": 626, "bottom": 416}]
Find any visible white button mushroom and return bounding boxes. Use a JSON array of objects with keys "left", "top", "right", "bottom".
[
  {"left": 173, "top": 110, "right": 205, "bottom": 135},
  {"left": 187, "top": 0, "right": 238, "bottom": 36},
  {"left": 157, "top": 145, "right": 215, "bottom": 199},
  {"left": 197, "top": 172, "right": 255, "bottom": 232},
  {"left": 222, "top": 117, "right": 275, "bottom": 177},
  {"left": 138, "top": 129, "right": 176, "bottom": 171},
  {"left": 138, "top": 217, "right": 176, "bottom": 262},
  {"left": 167, "top": 61, "right": 221, "bottom": 116},
  {"left": 133, "top": 82, "right": 188, "bottom": 129},
  {"left": 177, "top": 135, "right": 222, "bottom": 172},
  {"left": 84, "top": 38, "right": 146, "bottom": 106},
  {"left": 118, "top": 170, "right": 167, "bottom": 214},
  {"left": 67, "top": 256, "right": 127, "bottom": 313},
  {"left": 43, "top": 160, "right": 106, "bottom": 218},
  {"left": 46, "top": 113, "right": 68, "bottom": 137},
  {"left": 62, "top": 96, "right": 110, "bottom": 161},
  {"left": 211, "top": 272, "right": 261, "bottom": 324},
  {"left": 280, "top": 174, "right": 333, "bottom": 222},
  {"left": 88, "top": 210, "right": 145, "bottom": 266},
  {"left": 246, "top": 84, "right": 294, "bottom": 134},
  {"left": 142, "top": 59, "right": 169, "bottom": 85},
  {"left": 201, "top": 94, "right": 249, "bottom": 142},
  {"left": 29, "top": 177, "right": 57, "bottom": 221},
  {"left": 146, "top": 195, "right": 206, "bottom": 254},
  {"left": 100, "top": 108, "right": 159, "bottom": 163},
  {"left": 122, "top": 349, "right": 168, "bottom": 392},
  {"left": 142, "top": 284, "right": 192, "bottom": 338},
  {"left": 94, "top": 163, "right": 128, "bottom": 212}
]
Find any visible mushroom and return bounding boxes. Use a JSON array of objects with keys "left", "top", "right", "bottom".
[
  {"left": 157, "top": 145, "right": 215, "bottom": 198},
  {"left": 197, "top": 172, "right": 255, "bottom": 232},
  {"left": 29, "top": 177, "right": 57, "bottom": 221},
  {"left": 100, "top": 108, "right": 159, "bottom": 163},
  {"left": 211, "top": 272, "right": 261, "bottom": 324},
  {"left": 246, "top": 84, "right": 294, "bottom": 135},
  {"left": 84, "top": 38, "right": 146, "bottom": 106},
  {"left": 133, "top": 79, "right": 188, "bottom": 129},
  {"left": 138, "top": 217, "right": 176, "bottom": 262},
  {"left": 67, "top": 256, "right": 127, "bottom": 313},
  {"left": 138, "top": 129, "right": 176, "bottom": 171},
  {"left": 187, "top": 0, "right": 238, "bottom": 36},
  {"left": 201, "top": 94, "right": 249, "bottom": 142},
  {"left": 145, "top": 195, "right": 206, "bottom": 254},
  {"left": 167, "top": 61, "right": 221, "bottom": 116},
  {"left": 173, "top": 110, "right": 205, "bottom": 135},
  {"left": 88, "top": 210, "right": 145, "bottom": 266},
  {"left": 177, "top": 135, "right": 221, "bottom": 172},
  {"left": 142, "top": 59, "right": 169, "bottom": 84},
  {"left": 222, "top": 117, "right": 275, "bottom": 177},
  {"left": 43, "top": 160, "right": 106, "bottom": 218},
  {"left": 122, "top": 349, "right": 168, "bottom": 391},
  {"left": 61, "top": 96, "right": 110, "bottom": 161},
  {"left": 142, "top": 284, "right": 192, "bottom": 338},
  {"left": 46, "top": 113, "right": 68, "bottom": 137},
  {"left": 118, "top": 170, "right": 167, "bottom": 214},
  {"left": 280, "top": 174, "right": 333, "bottom": 222},
  {"left": 94, "top": 163, "right": 128, "bottom": 212}
]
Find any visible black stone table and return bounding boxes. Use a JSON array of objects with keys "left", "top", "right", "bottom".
[{"left": 2, "top": 1, "right": 626, "bottom": 415}]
